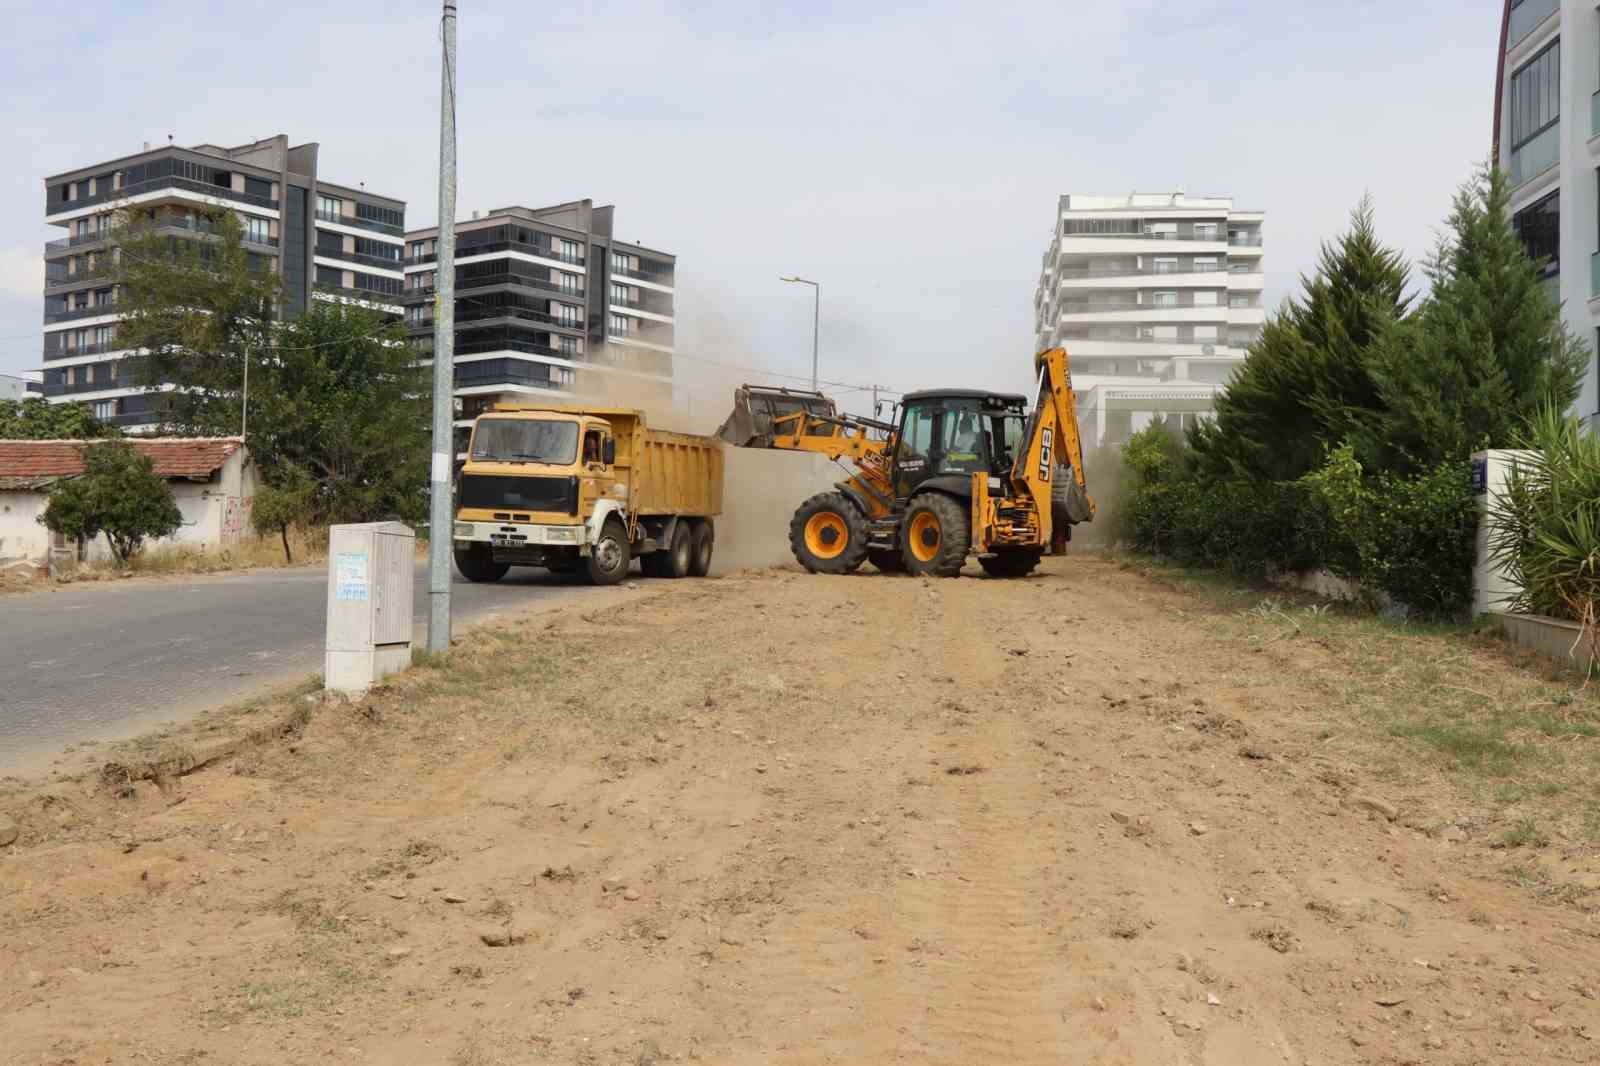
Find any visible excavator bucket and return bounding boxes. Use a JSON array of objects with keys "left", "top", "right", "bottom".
[{"left": 717, "top": 384, "right": 839, "bottom": 447}]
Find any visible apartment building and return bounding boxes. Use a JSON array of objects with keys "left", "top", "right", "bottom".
[
  {"left": 39, "top": 135, "right": 404, "bottom": 430},
  {"left": 402, "top": 199, "right": 675, "bottom": 448},
  {"left": 1494, "top": 0, "right": 1600, "bottom": 424},
  {"left": 2, "top": 371, "right": 42, "bottom": 400},
  {"left": 1032, "top": 192, "right": 1266, "bottom": 448}
]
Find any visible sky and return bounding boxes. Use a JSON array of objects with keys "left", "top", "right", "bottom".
[{"left": 0, "top": 0, "right": 1499, "bottom": 411}]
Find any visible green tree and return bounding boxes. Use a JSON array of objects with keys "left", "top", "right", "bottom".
[
  {"left": 0, "top": 397, "right": 120, "bottom": 440},
  {"left": 40, "top": 440, "right": 182, "bottom": 563},
  {"left": 113, "top": 205, "right": 280, "bottom": 434},
  {"left": 250, "top": 469, "right": 316, "bottom": 562},
  {"left": 1190, "top": 197, "right": 1412, "bottom": 481},
  {"left": 1359, "top": 165, "right": 1588, "bottom": 474},
  {"left": 248, "top": 300, "right": 429, "bottom": 525}
]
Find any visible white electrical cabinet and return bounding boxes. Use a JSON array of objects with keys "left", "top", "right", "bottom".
[
  {"left": 324, "top": 521, "right": 416, "bottom": 693},
  {"left": 1471, "top": 449, "right": 1535, "bottom": 617}
]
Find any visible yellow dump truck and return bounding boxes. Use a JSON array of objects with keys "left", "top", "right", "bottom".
[{"left": 452, "top": 404, "right": 724, "bottom": 586}]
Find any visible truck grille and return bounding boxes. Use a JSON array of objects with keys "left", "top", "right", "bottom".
[{"left": 460, "top": 474, "right": 579, "bottom": 514}]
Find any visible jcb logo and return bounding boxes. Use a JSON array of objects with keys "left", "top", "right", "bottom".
[{"left": 1038, "top": 428, "right": 1053, "bottom": 482}]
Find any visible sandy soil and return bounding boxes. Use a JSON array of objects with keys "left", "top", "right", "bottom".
[{"left": 2, "top": 556, "right": 1598, "bottom": 1065}]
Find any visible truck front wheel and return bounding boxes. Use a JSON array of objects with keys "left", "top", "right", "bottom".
[
  {"left": 454, "top": 544, "right": 509, "bottom": 583},
  {"left": 585, "top": 517, "right": 631, "bottom": 586}
]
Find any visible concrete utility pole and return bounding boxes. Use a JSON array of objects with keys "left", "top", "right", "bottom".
[
  {"left": 780, "top": 275, "right": 819, "bottom": 390},
  {"left": 427, "top": 0, "right": 458, "bottom": 654}
]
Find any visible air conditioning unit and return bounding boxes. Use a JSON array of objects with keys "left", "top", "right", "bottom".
[{"left": 1201, "top": 344, "right": 1216, "bottom": 356}]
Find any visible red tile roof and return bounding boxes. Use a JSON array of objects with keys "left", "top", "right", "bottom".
[{"left": 0, "top": 437, "right": 243, "bottom": 488}]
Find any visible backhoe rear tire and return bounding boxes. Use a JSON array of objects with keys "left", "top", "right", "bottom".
[
  {"left": 790, "top": 492, "right": 868, "bottom": 574},
  {"left": 901, "top": 493, "right": 969, "bottom": 577},
  {"left": 978, "top": 549, "right": 1043, "bottom": 578},
  {"left": 867, "top": 548, "right": 904, "bottom": 574},
  {"left": 454, "top": 544, "right": 509, "bottom": 583}
]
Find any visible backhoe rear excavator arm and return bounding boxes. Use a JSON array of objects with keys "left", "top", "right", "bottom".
[{"left": 1013, "top": 347, "right": 1095, "bottom": 553}]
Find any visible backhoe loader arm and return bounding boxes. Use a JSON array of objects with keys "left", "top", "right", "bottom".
[{"left": 1013, "top": 347, "right": 1095, "bottom": 552}]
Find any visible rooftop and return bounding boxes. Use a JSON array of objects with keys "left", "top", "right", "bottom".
[{"left": 0, "top": 437, "right": 244, "bottom": 489}]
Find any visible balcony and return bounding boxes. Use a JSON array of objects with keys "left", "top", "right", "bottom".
[
  {"left": 1508, "top": 0, "right": 1558, "bottom": 51},
  {"left": 46, "top": 375, "right": 141, "bottom": 398},
  {"left": 1058, "top": 302, "right": 1228, "bottom": 318},
  {"left": 407, "top": 303, "right": 586, "bottom": 333},
  {"left": 405, "top": 272, "right": 583, "bottom": 301},
  {"left": 44, "top": 303, "right": 119, "bottom": 324},
  {"left": 1057, "top": 264, "right": 1227, "bottom": 280},
  {"left": 314, "top": 208, "right": 404, "bottom": 237},
  {"left": 317, "top": 247, "right": 404, "bottom": 272},
  {"left": 44, "top": 230, "right": 111, "bottom": 253},
  {"left": 1509, "top": 124, "right": 1560, "bottom": 188},
  {"left": 1228, "top": 234, "right": 1263, "bottom": 247},
  {"left": 47, "top": 176, "right": 279, "bottom": 217},
  {"left": 611, "top": 264, "right": 674, "bottom": 287},
  {"left": 44, "top": 341, "right": 121, "bottom": 361},
  {"left": 313, "top": 282, "right": 403, "bottom": 308},
  {"left": 406, "top": 240, "right": 586, "bottom": 268}
]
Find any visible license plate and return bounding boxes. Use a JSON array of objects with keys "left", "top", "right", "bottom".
[{"left": 491, "top": 535, "right": 524, "bottom": 547}]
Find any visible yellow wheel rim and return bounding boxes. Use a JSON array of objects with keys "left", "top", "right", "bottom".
[
  {"left": 804, "top": 512, "right": 849, "bottom": 559},
  {"left": 909, "top": 511, "right": 941, "bottom": 562}
]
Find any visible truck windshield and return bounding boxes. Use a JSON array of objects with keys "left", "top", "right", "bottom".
[{"left": 470, "top": 419, "right": 579, "bottom": 464}]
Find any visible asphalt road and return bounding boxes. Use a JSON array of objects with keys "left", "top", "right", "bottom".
[{"left": 0, "top": 563, "right": 600, "bottom": 774}]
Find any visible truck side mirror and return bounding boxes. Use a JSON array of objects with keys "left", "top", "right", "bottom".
[{"left": 602, "top": 438, "right": 616, "bottom": 465}]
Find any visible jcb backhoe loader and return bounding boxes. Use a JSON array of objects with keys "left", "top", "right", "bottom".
[{"left": 717, "top": 347, "right": 1094, "bottom": 577}]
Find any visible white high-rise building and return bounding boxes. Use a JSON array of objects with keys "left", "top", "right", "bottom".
[
  {"left": 1494, "top": 0, "right": 1600, "bottom": 425},
  {"left": 1032, "top": 192, "right": 1265, "bottom": 447}
]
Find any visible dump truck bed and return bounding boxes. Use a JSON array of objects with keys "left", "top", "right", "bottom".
[{"left": 632, "top": 427, "right": 724, "bottom": 517}]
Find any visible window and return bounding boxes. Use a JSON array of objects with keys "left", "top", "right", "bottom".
[
  {"left": 1193, "top": 257, "right": 1218, "bottom": 273},
  {"left": 470, "top": 419, "right": 579, "bottom": 463},
  {"left": 899, "top": 404, "right": 937, "bottom": 463},
  {"left": 611, "top": 251, "right": 630, "bottom": 272},
  {"left": 609, "top": 313, "right": 629, "bottom": 336},
  {"left": 1229, "top": 263, "right": 1251, "bottom": 274},
  {"left": 1153, "top": 257, "right": 1178, "bottom": 275},
  {"left": 611, "top": 283, "right": 629, "bottom": 305},
  {"left": 939, "top": 401, "right": 987, "bottom": 473},
  {"left": 408, "top": 238, "right": 435, "bottom": 259},
  {"left": 1194, "top": 291, "right": 1219, "bottom": 307},
  {"left": 557, "top": 303, "right": 581, "bottom": 327},
  {"left": 559, "top": 239, "right": 580, "bottom": 262},
  {"left": 1509, "top": 41, "right": 1559, "bottom": 151},
  {"left": 238, "top": 216, "right": 269, "bottom": 245},
  {"left": 1151, "top": 291, "right": 1178, "bottom": 308},
  {"left": 1193, "top": 325, "right": 1219, "bottom": 341},
  {"left": 95, "top": 325, "right": 115, "bottom": 347},
  {"left": 1151, "top": 325, "right": 1179, "bottom": 341},
  {"left": 1145, "top": 222, "right": 1177, "bottom": 236},
  {"left": 1513, "top": 189, "right": 1559, "bottom": 275},
  {"left": 1061, "top": 218, "right": 1141, "bottom": 236},
  {"left": 1229, "top": 294, "right": 1250, "bottom": 308},
  {"left": 558, "top": 272, "right": 581, "bottom": 294},
  {"left": 558, "top": 335, "right": 578, "bottom": 356},
  {"left": 317, "top": 195, "right": 342, "bottom": 220},
  {"left": 93, "top": 288, "right": 113, "bottom": 308},
  {"left": 316, "top": 265, "right": 343, "bottom": 287},
  {"left": 356, "top": 237, "right": 400, "bottom": 261},
  {"left": 1193, "top": 222, "right": 1219, "bottom": 240},
  {"left": 316, "top": 229, "right": 343, "bottom": 255}
]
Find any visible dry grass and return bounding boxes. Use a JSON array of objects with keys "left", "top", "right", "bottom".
[
  {"left": 49, "top": 528, "right": 330, "bottom": 584},
  {"left": 1121, "top": 553, "right": 1600, "bottom": 847}
]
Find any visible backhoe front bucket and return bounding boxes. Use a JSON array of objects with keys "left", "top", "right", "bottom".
[{"left": 717, "top": 384, "right": 839, "bottom": 447}]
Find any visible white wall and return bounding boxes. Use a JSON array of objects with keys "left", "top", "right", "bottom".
[{"left": 0, "top": 492, "right": 51, "bottom": 563}]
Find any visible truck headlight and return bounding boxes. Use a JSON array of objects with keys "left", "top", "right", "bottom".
[
  {"left": 545, "top": 526, "right": 577, "bottom": 542},
  {"left": 453, "top": 522, "right": 473, "bottom": 537}
]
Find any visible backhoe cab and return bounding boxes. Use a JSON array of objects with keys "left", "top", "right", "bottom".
[{"left": 718, "top": 347, "right": 1095, "bottom": 578}]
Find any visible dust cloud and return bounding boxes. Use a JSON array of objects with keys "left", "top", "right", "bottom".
[
  {"left": 1074, "top": 440, "right": 1131, "bottom": 550},
  {"left": 582, "top": 334, "right": 839, "bottom": 576}
]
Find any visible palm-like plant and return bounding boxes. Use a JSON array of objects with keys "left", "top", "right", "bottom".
[{"left": 1488, "top": 407, "right": 1600, "bottom": 656}]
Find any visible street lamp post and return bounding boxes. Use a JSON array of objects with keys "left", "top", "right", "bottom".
[{"left": 780, "top": 275, "right": 819, "bottom": 390}]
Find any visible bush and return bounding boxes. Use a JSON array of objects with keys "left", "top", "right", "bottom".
[
  {"left": 41, "top": 441, "right": 182, "bottom": 563},
  {"left": 1489, "top": 407, "right": 1600, "bottom": 627},
  {"left": 1127, "top": 438, "right": 1476, "bottom": 618}
]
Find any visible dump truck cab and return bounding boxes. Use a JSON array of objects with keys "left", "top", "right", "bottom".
[
  {"left": 453, "top": 403, "right": 723, "bottom": 586},
  {"left": 890, "top": 389, "right": 1029, "bottom": 502}
]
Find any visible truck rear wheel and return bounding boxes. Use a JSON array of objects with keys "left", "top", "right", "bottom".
[
  {"left": 585, "top": 517, "right": 631, "bottom": 586},
  {"left": 978, "top": 549, "right": 1043, "bottom": 578},
  {"left": 688, "top": 519, "right": 714, "bottom": 577},
  {"left": 790, "top": 492, "right": 868, "bottom": 574},
  {"left": 454, "top": 544, "right": 509, "bottom": 583},
  {"left": 901, "top": 493, "right": 969, "bottom": 577},
  {"left": 663, "top": 522, "right": 692, "bottom": 579}
]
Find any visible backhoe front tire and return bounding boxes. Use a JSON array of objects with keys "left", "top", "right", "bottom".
[
  {"left": 454, "top": 544, "right": 510, "bottom": 584},
  {"left": 790, "top": 492, "right": 868, "bottom": 574},
  {"left": 901, "top": 493, "right": 969, "bottom": 577},
  {"left": 585, "top": 517, "right": 631, "bottom": 586},
  {"left": 978, "top": 549, "right": 1043, "bottom": 578}
]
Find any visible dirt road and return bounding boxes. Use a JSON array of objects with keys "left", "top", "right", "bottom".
[{"left": 2, "top": 556, "right": 1598, "bottom": 1064}]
